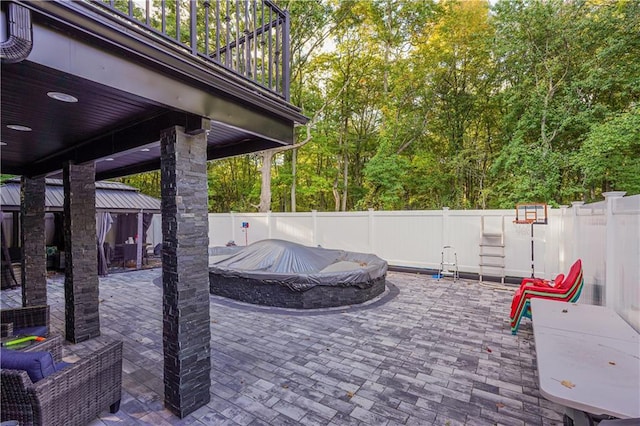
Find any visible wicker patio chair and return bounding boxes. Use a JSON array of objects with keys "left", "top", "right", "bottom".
[
  {"left": 1, "top": 335, "right": 123, "bottom": 426},
  {"left": 0, "top": 305, "right": 49, "bottom": 338}
]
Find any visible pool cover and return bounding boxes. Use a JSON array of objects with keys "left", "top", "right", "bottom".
[{"left": 209, "top": 239, "right": 387, "bottom": 291}]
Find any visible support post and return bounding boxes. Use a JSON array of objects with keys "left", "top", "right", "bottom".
[
  {"left": 161, "top": 125, "right": 211, "bottom": 418},
  {"left": 20, "top": 176, "right": 47, "bottom": 306},
  {"left": 136, "top": 210, "right": 143, "bottom": 269},
  {"left": 530, "top": 223, "right": 535, "bottom": 278},
  {"left": 63, "top": 162, "right": 100, "bottom": 343}
]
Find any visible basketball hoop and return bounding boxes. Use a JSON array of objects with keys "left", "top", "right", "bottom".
[
  {"left": 513, "top": 219, "right": 535, "bottom": 224},
  {"left": 513, "top": 203, "right": 548, "bottom": 278},
  {"left": 514, "top": 203, "right": 548, "bottom": 225}
]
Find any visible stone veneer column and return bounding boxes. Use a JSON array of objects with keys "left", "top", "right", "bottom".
[
  {"left": 20, "top": 176, "right": 47, "bottom": 306},
  {"left": 63, "top": 162, "right": 100, "bottom": 343},
  {"left": 160, "top": 126, "right": 211, "bottom": 417}
]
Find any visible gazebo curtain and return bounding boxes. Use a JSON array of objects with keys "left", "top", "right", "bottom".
[
  {"left": 96, "top": 212, "right": 113, "bottom": 276},
  {"left": 0, "top": 212, "right": 18, "bottom": 287},
  {"left": 115, "top": 213, "right": 153, "bottom": 245}
]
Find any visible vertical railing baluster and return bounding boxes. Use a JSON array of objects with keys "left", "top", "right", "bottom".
[
  {"left": 204, "top": 1, "right": 210, "bottom": 56},
  {"left": 282, "top": 10, "right": 290, "bottom": 101},
  {"left": 161, "top": 1, "right": 166, "bottom": 34},
  {"left": 275, "top": 16, "right": 280, "bottom": 94},
  {"left": 190, "top": 0, "right": 197, "bottom": 54},
  {"left": 225, "top": 0, "right": 231, "bottom": 67},
  {"left": 245, "top": 0, "right": 251, "bottom": 78},
  {"left": 252, "top": 0, "right": 257, "bottom": 83},
  {"left": 128, "top": 0, "right": 133, "bottom": 16},
  {"left": 235, "top": 0, "right": 241, "bottom": 74},
  {"left": 215, "top": 0, "right": 221, "bottom": 62},
  {"left": 176, "top": 0, "right": 181, "bottom": 44},
  {"left": 268, "top": 7, "right": 272, "bottom": 90},
  {"left": 145, "top": 0, "right": 150, "bottom": 25},
  {"left": 260, "top": 1, "right": 265, "bottom": 86}
]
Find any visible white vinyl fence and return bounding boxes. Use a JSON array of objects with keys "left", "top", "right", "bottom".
[{"left": 207, "top": 192, "right": 640, "bottom": 331}]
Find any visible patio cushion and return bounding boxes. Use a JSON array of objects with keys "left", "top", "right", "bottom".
[{"left": 0, "top": 348, "right": 57, "bottom": 383}]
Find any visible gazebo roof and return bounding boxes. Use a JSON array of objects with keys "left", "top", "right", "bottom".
[{"left": 0, "top": 178, "right": 160, "bottom": 213}]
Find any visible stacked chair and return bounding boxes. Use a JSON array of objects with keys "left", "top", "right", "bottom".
[{"left": 510, "top": 259, "right": 584, "bottom": 334}]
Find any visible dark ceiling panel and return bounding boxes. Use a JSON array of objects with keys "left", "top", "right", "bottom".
[{"left": 1, "top": 61, "right": 167, "bottom": 175}]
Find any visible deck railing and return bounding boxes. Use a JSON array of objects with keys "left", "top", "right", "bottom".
[{"left": 95, "top": 0, "right": 290, "bottom": 100}]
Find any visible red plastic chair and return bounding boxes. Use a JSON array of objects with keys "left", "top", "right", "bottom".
[{"left": 510, "top": 259, "right": 583, "bottom": 334}]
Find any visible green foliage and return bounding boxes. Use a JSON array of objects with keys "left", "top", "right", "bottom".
[
  {"left": 358, "top": 139, "right": 409, "bottom": 210},
  {"left": 207, "top": 157, "right": 261, "bottom": 212},
  {"left": 115, "top": 171, "right": 161, "bottom": 198},
  {"left": 578, "top": 108, "right": 640, "bottom": 199}
]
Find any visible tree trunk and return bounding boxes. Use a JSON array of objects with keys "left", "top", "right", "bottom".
[
  {"left": 341, "top": 152, "right": 348, "bottom": 211},
  {"left": 257, "top": 151, "right": 273, "bottom": 213},
  {"left": 333, "top": 177, "right": 340, "bottom": 211},
  {"left": 290, "top": 148, "right": 297, "bottom": 212}
]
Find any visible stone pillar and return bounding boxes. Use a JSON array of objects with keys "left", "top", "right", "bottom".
[
  {"left": 161, "top": 126, "right": 211, "bottom": 418},
  {"left": 63, "top": 162, "right": 100, "bottom": 343},
  {"left": 20, "top": 176, "right": 47, "bottom": 307}
]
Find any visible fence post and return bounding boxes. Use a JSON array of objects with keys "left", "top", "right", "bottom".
[
  {"left": 603, "top": 191, "right": 626, "bottom": 310},
  {"left": 570, "top": 201, "right": 584, "bottom": 269},
  {"left": 267, "top": 210, "right": 272, "bottom": 239},
  {"left": 230, "top": 211, "right": 236, "bottom": 244},
  {"left": 368, "top": 209, "right": 375, "bottom": 254},
  {"left": 558, "top": 205, "right": 568, "bottom": 273},
  {"left": 312, "top": 210, "right": 318, "bottom": 247},
  {"left": 441, "top": 207, "right": 450, "bottom": 249}
]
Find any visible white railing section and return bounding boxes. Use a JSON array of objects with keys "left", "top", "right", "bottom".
[{"left": 205, "top": 193, "right": 640, "bottom": 331}]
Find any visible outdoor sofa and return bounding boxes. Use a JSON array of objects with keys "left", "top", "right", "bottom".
[
  {"left": 1, "top": 305, "right": 49, "bottom": 338},
  {"left": 1, "top": 335, "right": 123, "bottom": 425}
]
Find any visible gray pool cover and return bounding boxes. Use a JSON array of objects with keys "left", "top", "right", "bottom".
[{"left": 209, "top": 239, "right": 387, "bottom": 291}]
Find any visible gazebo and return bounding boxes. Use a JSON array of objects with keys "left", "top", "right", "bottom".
[{"left": 1, "top": 178, "right": 161, "bottom": 284}]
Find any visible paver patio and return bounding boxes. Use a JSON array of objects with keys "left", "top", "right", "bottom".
[{"left": 1, "top": 269, "right": 566, "bottom": 425}]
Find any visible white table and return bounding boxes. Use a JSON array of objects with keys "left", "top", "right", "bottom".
[{"left": 531, "top": 298, "right": 640, "bottom": 419}]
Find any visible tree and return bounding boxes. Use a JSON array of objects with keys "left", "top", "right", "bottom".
[{"left": 578, "top": 107, "right": 640, "bottom": 199}]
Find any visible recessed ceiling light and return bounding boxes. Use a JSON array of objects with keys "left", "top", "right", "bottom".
[
  {"left": 6, "top": 124, "right": 32, "bottom": 131},
  {"left": 140, "top": 148, "right": 150, "bottom": 152},
  {"left": 47, "top": 92, "right": 78, "bottom": 103},
  {"left": 104, "top": 158, "right": 114, "bottom": 161}
]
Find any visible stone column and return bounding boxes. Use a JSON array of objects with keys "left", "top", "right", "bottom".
[
  {"left": 20, "top": 176, "right": 47, "bottom": 306},
  {"left": 160, "top": 126, "right": 211, "bottom": 418},
  {"left": 63, "top": 162, "right": 100, "bottom": 343}
]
